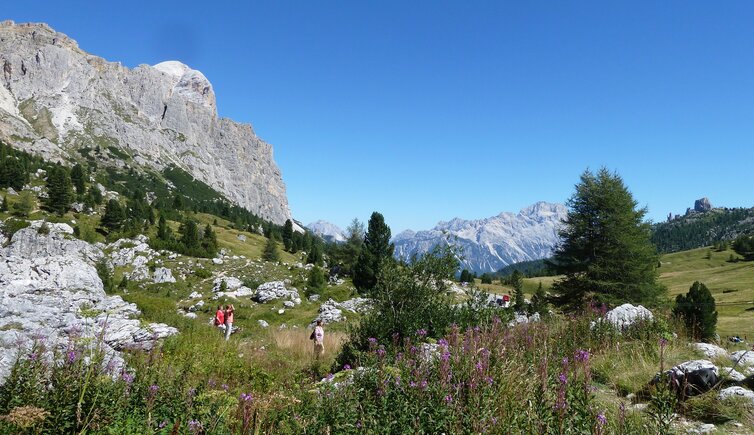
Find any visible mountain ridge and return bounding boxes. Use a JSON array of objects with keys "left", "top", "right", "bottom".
[
  {"left": 393, "top": 201, "right": 567, "bottom": 273},
  {"left": 0, "top": 20, "right": 291, "bottom": 224}
]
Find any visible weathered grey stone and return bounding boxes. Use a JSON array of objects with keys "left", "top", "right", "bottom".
[
  {"left": 0, "top": 21, "right": 290, "bottom": 224},
  {"left": 212, "top": 276, "right": 244, "bottom": 292},
  {"left": 692, "top": 343, "right": 727, "bottom": 359},
  {"left": 152, "top": 267, "right": 175, "bottom": 283},
  {"left": 258, "top": 320, "right": 269, "bottom": 328},
  {"left": 253, "top": 281, "right": 300, "bottom": 303},
  {"left": 237, "top": 234, "right": 247, "bottom": 242},
  {"left": 730, "top": 350, "right": 754, "bottom": 367},
  {"left": 719, "top": 386, "right": 754, "bottom": 405},
  {"left": 694, "top": 197, "right": 712, "bottom": 212},
  {"left": 314, "top": 298, "right": 343, "bottom": 324},
  {"left": 604, "top": 303, "right": 653, "bottom": 330}
]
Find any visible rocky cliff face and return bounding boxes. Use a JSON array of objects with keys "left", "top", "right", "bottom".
[
  {"left": 393, "top": 202, "right": 567, "bottom": 273},
  {"left": 306, "top": 220, "right": 346, "bottom": 243},
  {"left": 0, "top": 21, "right": 290, "bottom": 224}
]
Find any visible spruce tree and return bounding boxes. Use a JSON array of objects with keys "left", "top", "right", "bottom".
[
  {"left": 459, "top": 269, "right": 473, "bottom": 283},
  {"left": 732, "top": 235, "right": 754, "bottom": 260},
  {"left": 70, "top": 163, "right": 86, "bottom": 194},
  {"left": 101, "top": 199, "right": 126, "bottom": 232},
  {"left": 530, "top": 282, "right": 548, "bottom": 315},
  {"left": 96, "top": 259, "right": 114, "bottom": 293},
  {"left": 157, "top": 215, "right": 172, "bottom": 240},
  {"left": 45, "top": 165, "right": 74, "bottom": 215},
  {"left": 282, "top": 219, "right": 294, "bottom": 252},
  {"left": 202, "top": 223, "right": 218, "bottom": 256},
  {"left": 673, "top": 281, "right": 718, "bottom": 341},
  {"left": 511, "top": 270, "right": 526, "bottom": 312},
  {"left": 262, "top": 236, "right": 280, "bottom": 262},
  {"left": 480, "top": 273, "right": 493, "bottom": 284},
  {"left": 353, "top": 212, "right": 394, "bottom": 292},
  {"left": 307, "top": 266, "right": 326, "bottom": 291},
  {"left": 342, "top": 218, "right": 365, "bottom": 275},
  {"left": 549, "top": 168, "right": 664, "bottom": 312},
  {"left": 181, "top": 220, "right": 200, "bottom": 250},
  {"left": 307, "top": 243, "right": 323, "bottom": 266},
  {"left": 3, "top": 158, "right": 26, "bottom": 191}
]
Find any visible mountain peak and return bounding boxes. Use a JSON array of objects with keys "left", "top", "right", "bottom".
[{"left": 307, "top": 220, "right": 346, "bottom": 243}]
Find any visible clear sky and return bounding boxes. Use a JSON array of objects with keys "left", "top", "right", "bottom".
[{"left": 6, "top": 1, "right": 754, "bottom": 234}]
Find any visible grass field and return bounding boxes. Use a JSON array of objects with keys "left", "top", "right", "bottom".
[{"left": 659, "top": 246, "right": 754, "bottom": 338}]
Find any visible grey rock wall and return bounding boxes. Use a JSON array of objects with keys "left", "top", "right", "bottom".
[{"left": 0, "top": 21, "right": 290, "bottom": 224}]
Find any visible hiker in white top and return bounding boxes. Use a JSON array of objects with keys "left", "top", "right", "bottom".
[{"left": 313, "top": 320, "right": 325, "bottom": 359}]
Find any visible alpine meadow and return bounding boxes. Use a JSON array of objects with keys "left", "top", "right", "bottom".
[{"left": 1, "top": 4, "right": 754, "bottom": 435}]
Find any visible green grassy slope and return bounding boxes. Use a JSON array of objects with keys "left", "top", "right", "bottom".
[{"left": 659, "top": 247, "right": 754, "bottom": 338}]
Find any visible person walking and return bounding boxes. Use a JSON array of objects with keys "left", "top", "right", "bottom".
[
  {"left": 224, "top": 304, "right": 235, "bottom": 341},
  {"left": 312, "top": 320, "right": 325, "bottom": 359},
  {"left": 214, "top": 305, "right": 226, "bottom": 334}
]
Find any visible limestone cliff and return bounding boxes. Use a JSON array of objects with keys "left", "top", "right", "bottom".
[{"left": 0, "top": 21, "right": 290, "bottom": 224}]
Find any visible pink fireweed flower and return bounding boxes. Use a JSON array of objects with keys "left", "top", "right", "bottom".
[
  {"left": 574, "top": 349, "right": 590, "bottom": 363},
  {"left": 444, "top": 394, "right": 453, "bottom": 403},
  {"left": 558, "top": 373, "right": 567, "bottom": 385},
  {"left": 416, "top": 329, "right": 427, "bottom": 337}
]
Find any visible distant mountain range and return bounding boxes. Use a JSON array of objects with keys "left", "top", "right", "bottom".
[
  {"left": 392, "top": 202, "right": 568, "bottom": 273},
  {"left": 306, "top": 220, "right": 347, "bottom": 243}
]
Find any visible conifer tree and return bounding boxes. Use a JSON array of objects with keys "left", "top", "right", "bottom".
[
  {"left": 459, "top": 269, "right": 474, "bottom": 283},
  {"left": 673, "top": 281, "right": 718, "bottom": 341},
  {"left": 202, "top": 223, "right": 218, "bottom": 256},
  {"left": 0, "top": 195, "right": 7, "bottom": 212},
  {"left": 157, "top": 215, "right": 172, "bottom": 240},
  {"left": 87, "top": 185, "right": 103, "bottom": 205},
  {"left": 341, "top": 218, "right": 365, "bottom": 275},
  {"left": 12, "top": 191, "right": 35, "bottom": 218},
  {"left": 101, "top": 199, "right": 126, "bottom": 232},
  {"left": 353, "top": 212, "right": 394, "bottom": 292},
  {"left": 96, "top": 259, "right": 114, "bottom": 293},
  {"left": 262, "top": 236, "right": 280, "bottom": 262},
  {"left": 549, "top": 168, "right": 664, "bottom": 312},
  {"left": 45, "top": 165, "right": 74, "bottom": 215},
  {"left": 530, "top": 282, "right": 548, "bottom": 315},
  {"left": 70, "top": 163, "right": 86, "bottom": 194},
  {"left": 3, "top": 158, "right": 26, "bottom": 191},
  {"left": 307, "top": 243, "right": 323, "bottom": 266},
  {"left": 511, "top": 270, "right": 526, "bottom": 312},
  {"left": 282, "top": 219, "right": 294, "bottom": 252},
  {"left": 119, "top": 275, "right": 129, "bottom": 290},
  {"left": 732, "top": 235, "right": 754, "bottom": 260},
  {"left": 181, "top": 220, "right": 200, "bottom": 250},
  {"left": 307, "top": 266, "right": 326, "bottom": 292}
]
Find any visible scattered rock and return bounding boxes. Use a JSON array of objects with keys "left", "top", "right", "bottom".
[
  {"left": 6, "top": 187, "right": 16, "bottom": 196},
  {"left": 253, "top": 281, "right": 300, "bottom": 303},
  {"left": 212, "top": 258, "right": 224, "bottom": 265},
  {"left": 258, "top": 320, "right": 269, "bottom": 328},
  {"left": 277, "top": 309, "right": 285, "bottom": 315},
  {"left": 721, "top": 367, "right": 746, "bottom": 382},
  {"left": 719, "top": 386, "right": 754, "bottom": 405},
  {"left": 212, "top": 276, "right": 244, "bottom": 292},
  {"left": 730, "top": 350, "right": 754, "bottom": 367},
  {"left": 188, "top": 300, "right": 204, "bottom": 312},
  {"left": 692, "top": 343, "right": 727, "bottom": 359},
  {"left": 340, "top": 297, "right": 372, "bottom": 313},
  {"left": 314, "top": 298, "right": 343, "bottom": 324},
  {"left": 237, "top": 234, "right": 247, "bottom": 242},
  {"left": 152, "top": 267, "right": 176, "bottom": 283},
  {"left": 604, "top": 303, "right": 653, "bottom": 330},
  {"left": 686, "top": 423, "right": 716, "bottom": 434},
  {"left": 188, "top": 291, "right": 203, "bottom": 299},
  {"left": 308, "top": 294, "right": 320, "bottom": 302},
  {"left": 655, "top": 360, "right": 718, "bottom": 397},
  {"left": 283, "top": 300, "right": 295, "bottom": 308},
  {"left": 508, "top": 312, "right": 540, "bottom": 327},
  {"left": 71, "top": 202, "right": 85, "bottom": 213}
]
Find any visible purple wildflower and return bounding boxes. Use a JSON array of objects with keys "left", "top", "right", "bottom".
[
  {"left": 222, "top": 383, "right": 229, "bottom": 392},
  {"left": 376, "top": 348, "right": 386, "bottom": 358},
  {"left": 240, "top": 393, "right": 253, "bottom": 402},
  {"left": 558, "top": 373, "right": 567, "bottom": 385},
  {"left": 416, "top": 329, "right": 427, "bottom": 337},
  {"left": 420, "top": 380, "right": 428, "bottom": 390},
  {"left": 67, "top": 350, "right": 76, "bottom": 363},
  {"left": 368, "top": 337, "right": 378, "bottom": 344},
  {"left": 574, "top": 349, "right": 590, "bottom": 363},
  {"left": 343, "top": 364, "right": 351, "bottom": 370},
  {"left": 444, "top": 394, "right": 453, "bottom": 403},
  {"left": 121, "top": 372, "right": 135, "bottom": 384},
  {"left": 149, "top": 384, "right": 159, "bottom": 393},
  {"left": 438, "top": 338, "right": 448, "bottom": 348},
  {"left": 409, "top": 381, "right": 417, "bottom": 388},
  {"left": 441, "top": 351, "right": 450, "bottom": 362},
  {"left": 596, "top": 412, "right": 607, "bottom": 426},
  {"left": 485, "top": 376, "right": 494, "bottom": 386}
]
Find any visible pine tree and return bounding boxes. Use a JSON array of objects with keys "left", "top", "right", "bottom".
[
  {"left": 732, "top": 235, "right": 754, "bottom": 260},
  {"left": 262, "top": 236, "right": 280, "bottom": 262},
  {"left": 480, "top": 273, "right": 493, "bottom": 284},
  {"left": 100, "top": 199, "right": 126, "bottom": 232},
  {"left": 342, "top": 218, "right": 365, "bottom": 275},
  {"left": 70, "top": 163, "right": 86, "bottom": 194},
  {"left": 96, "top": 259, "right": 114, "bottom": 293},
  {"left": 181, "top": 220, "right": 200, "bottom": 250},
  {"left": 0, "top": 195, "right": 7, "bottom": 212},
  {"left": 282, "top": 219, "right": 294, "bottom": 252},
  {"left": 307, "top": 266, "right": 326, "bottom": 292},
  {"left": 549, "top": 168, "right": 664, "bottom": 312},
  {"left": 459, "top": 269, "right": 473, "bottom": 283},
  {"left": 202, "top": 223, "right": 218, "bottom": 256},
  {"left": 45, "top": 165, "right": 74, "bottom": 215},
  {"left": 3, "top": 158, "right": 26, "bottom": 191},
  {"left": 673, "top": 281, "right": 718, "bottom": 341},
  {"left": 353, "top": 212, "right": 394, "bottom": 292},
  {"left": 307, "top": 243, "right": 323, "bottom": 266},
  {"left": 157, "top": 215, "right": 172, "bottom": 240},
  {"left": 511, "top": 270, "right": 526, "bottom": 312},
  {"left": 530, "top": 282, "right": 548, "bottom": 315},
  {"left": 87, "top": 184, "right": 103, "bottom": 205}
]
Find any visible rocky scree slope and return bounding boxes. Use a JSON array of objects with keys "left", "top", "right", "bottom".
[
  {"left": 393, "top": 202, "right": 567, "bottom": 273},
  {"left": 0, "top": 220, "right": 177, "bottom": 383},
  {"left": 0, "top": 21, "right": 290, "bottom": 224}
]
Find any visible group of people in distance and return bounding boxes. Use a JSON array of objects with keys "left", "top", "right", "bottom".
[
  {"left": 214, "top": 304, "right": 326, "bottom": 359},
  {"left": 213, "top": 304, "right": 235, "bottom": 341}
]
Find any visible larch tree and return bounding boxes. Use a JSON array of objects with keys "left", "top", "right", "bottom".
[{"left": 549, "top": 168, "right": 664, "bottom": 312}]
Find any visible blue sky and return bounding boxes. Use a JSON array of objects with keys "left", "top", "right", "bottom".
[{"left": 6, "top": 1, "right": 754, "bottom": 234}]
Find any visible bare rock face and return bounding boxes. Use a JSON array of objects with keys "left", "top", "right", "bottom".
[
  {"left": 0, "top": 21, "right": 290, "bottom": 224},
  {"left": 694, "top": 197, "right": 712, "bottom": 212},
  {"left": 0, "top": 219, "right": 177, "bottom": 382}
]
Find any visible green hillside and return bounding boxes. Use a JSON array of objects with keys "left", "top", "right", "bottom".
[{"left": 659, "top": 246, "right": 754, "bottom": 338}]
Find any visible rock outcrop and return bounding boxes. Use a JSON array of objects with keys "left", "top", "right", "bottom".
[
  {"left": 0, "top": 220, "right": 177, "bottom": 382},
  {"left": 393, "top": 202, "right": 567, "bottom": 273},
  {"left": 604, "top": 304, "right": 653, "bottom": 330},
  {"left": 694, "top": 197, "right": 712, "bottom": 212},
  {"left": 0, "top": 21, "right": 290, "bottom": 224}
]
